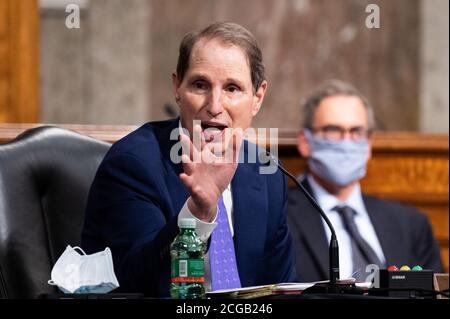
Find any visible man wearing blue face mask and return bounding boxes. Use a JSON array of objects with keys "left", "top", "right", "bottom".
[{"left": 287, "top": 80, "right": 443, "bottom": 282}]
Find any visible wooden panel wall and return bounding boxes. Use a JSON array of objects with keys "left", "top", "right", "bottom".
[{"left": 0, "top": 0, "right": 39, "bottom": 123}]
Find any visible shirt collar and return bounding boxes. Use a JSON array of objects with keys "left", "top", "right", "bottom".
[
  {"left": 178, "top": 120, "right": 186, "bottom": 135},
  {"left": 306, "top": 174, "right": 366, "bottom": 216}
]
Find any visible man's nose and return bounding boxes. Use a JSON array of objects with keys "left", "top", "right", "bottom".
[
  {"left": 342, "top": 130, "right": 353, "bottom": 140},
  {"left": 206, "top": 88, "right": 223, "bottom": 117}
]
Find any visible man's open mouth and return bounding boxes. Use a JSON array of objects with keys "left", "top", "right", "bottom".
[{"left": 201, "top": 122, "right": 228, "bottom": 142}]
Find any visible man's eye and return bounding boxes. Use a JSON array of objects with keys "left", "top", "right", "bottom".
[
  {"left": 226, "top": 85, "right": 239, "bottom": 93},
  {"left": 193, "top": 81, "right": 207, "bottom": 90},
  {"left": 323, "top": 126, "right": 341, "bottom": 133},
  {"left": 351, "top": 128, "right": 364, "bottom": 134}
]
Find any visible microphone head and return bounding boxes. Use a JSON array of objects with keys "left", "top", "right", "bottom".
[{"left": 258, "top": 150, "right": 277, "bottom": 166}]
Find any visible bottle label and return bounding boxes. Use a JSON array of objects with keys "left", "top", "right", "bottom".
[{"left": 171, "top": 259, "right": 205, "bottom": 283}]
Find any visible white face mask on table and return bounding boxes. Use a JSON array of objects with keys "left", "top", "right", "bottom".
[{"left": 48, "top": 245, "right": 119, "bottom": 294}]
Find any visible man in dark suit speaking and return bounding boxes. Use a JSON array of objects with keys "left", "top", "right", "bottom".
[
  {"left": 287, "top": 80, "right": 443, "bottom": 282},
  {"left": 82, "top": 22, "right": 296, "bottom": 297}
]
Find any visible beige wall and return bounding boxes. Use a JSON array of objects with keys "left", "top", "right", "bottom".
[
  {"left": 39, "top": 0, "right": 449, "bottom": 132},
  {"left": 420, "top": 0, "right": 449, "bottom": 133},
  {"left": 40, "top": 0, "right": 151, "bottom": 125}
]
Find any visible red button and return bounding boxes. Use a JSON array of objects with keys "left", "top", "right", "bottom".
[{"left": 387, "top": 265, "right": 398, "bottom": 271}]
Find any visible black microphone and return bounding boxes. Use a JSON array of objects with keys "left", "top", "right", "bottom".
[
  {"left": 260, "top": 151, "right": 365, "bottom": 294},
  {"left": 259, "top": 151, "right": 340, "bottom": 284}
]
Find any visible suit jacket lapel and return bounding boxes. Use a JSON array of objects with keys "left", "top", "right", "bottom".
[
  {"left": 159, "top": 119, "right": 189, "bottom": 213},
  {"left": 296, "top": 178, "right": 329, "bottom": 278},
  {"left": 364, "top": 196, "right": 402, "bottom": 265},
  {"left": 159, "top": 118, "right": 184, "bottom": 176},
  {"left": 231, "top": 145, "right": 266, "bottom": 286}
]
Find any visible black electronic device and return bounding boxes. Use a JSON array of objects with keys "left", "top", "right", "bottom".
[{"left": 369, "top": 269, "right": 435, "bottom": 299}]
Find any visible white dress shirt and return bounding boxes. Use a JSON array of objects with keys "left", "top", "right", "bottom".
[{"left": 306, "top": 174, "right": 386, "bottom": 279}]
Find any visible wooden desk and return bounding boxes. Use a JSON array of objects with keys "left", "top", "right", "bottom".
[{"left": 1, "top": 124, "right": 448, "bottom": 271}]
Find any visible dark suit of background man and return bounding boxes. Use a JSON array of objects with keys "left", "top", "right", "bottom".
[
  {"left": 287, "top": 80, "right": 443, "bottom": 282},
  {"left": 82, "top": 22, "right": 296, "bottom": 297}
]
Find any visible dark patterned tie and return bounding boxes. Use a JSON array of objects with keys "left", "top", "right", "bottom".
[
  {"left": 334, "top": 205, "right": 382, "bottom": 281},
  {"left": 210, "top": 196, "right": 242, "bottom": 291}
]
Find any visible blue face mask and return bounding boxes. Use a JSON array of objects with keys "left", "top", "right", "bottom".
[{"left": 304, "top": 129, "right": 369, "bottom": 186}]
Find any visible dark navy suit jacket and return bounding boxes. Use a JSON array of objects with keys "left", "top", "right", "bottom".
[
  {"left": 287, "top": 178, "right": 444, "bottom": 282},
  {"left": 82, "top": 119, "right": 296, "bottom": 297}
]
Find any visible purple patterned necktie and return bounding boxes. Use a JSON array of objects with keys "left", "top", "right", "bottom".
[{"left": 210, "top": 196, "right": 242, "bottom": 291}]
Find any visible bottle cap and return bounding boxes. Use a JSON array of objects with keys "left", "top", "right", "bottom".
[{"left": 178, "top": 218, "right": 196, "bottom": 229}]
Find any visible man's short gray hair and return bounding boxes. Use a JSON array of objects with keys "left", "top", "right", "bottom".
[{"left": 301, "top": 79, "right": 376, "bottom": 130}]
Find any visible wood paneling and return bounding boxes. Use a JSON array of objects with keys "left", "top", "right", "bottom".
[
  {"left": 0, "top": 123, "right": 136, "bottom": 144},
  {"left": 1, "top": 124, "right": 448, "bottom": 271},
  {"left": 0, "top": 0, "right": 10, "bottom": 120},
  {"left": 0, "top": 0, "right": 39, "bottom": 123}
]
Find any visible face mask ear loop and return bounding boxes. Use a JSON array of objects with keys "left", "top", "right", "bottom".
[
  {"left": 72, "top": 246, "right": 87, "bottom": 255},
  {"left": 303, "top": 128, "right": 315, "bottom": 145}
]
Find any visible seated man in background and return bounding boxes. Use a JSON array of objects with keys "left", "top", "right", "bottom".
[
  {"left": 287, "top": 79, "right": 443, "bottom": 282},
  {"left": 82, "top": 22, "right": 296, "bottom": 297}
]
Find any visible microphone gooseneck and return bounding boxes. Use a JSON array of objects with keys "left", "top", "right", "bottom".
[{"left": 260, "top": 151, "right": 340, "bottom": 285}]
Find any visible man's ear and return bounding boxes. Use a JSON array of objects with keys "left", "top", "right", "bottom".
[
  {"left": 252, "top": 80, "right": 268, "bottom": 116},
  {"left": 298, "top": 129, "right": 311, "bottom": 158},
  {"left": 172, "top": 73, "right": 181, "bottom": 106}
]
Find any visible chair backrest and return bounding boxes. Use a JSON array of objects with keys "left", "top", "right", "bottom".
[{"left": 0, "top": 126, "right": 110, "bottom": 298}]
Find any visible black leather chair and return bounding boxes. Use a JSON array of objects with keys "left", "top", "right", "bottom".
[{"left": 0, "top": 126, "right": 110, "bottom": 298}]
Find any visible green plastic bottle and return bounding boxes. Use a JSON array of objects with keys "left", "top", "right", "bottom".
[{"left": 170, "top": 218, "right": 205, "bottom": 299}]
